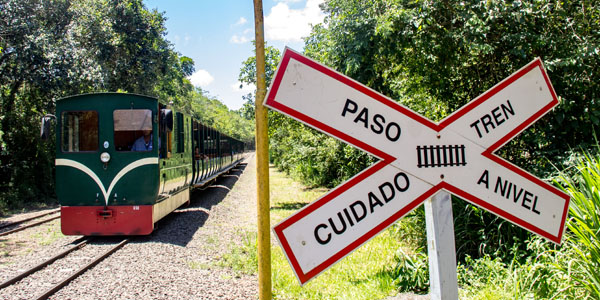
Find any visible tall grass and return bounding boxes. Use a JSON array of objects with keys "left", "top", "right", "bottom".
[
  {"left": 393, "top": 149, "right": 600, "bottom": 299},
  {"left": 555, "top": 151, "right": 600, "bottom": 299}
]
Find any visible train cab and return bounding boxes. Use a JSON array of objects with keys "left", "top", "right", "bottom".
[{"left": 54, "top": 93, "right": 162, "bottom": 235}]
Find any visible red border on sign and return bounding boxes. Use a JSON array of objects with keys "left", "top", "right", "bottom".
[{"left": 266, "top": 48, "right": 569, "bottom": 285}]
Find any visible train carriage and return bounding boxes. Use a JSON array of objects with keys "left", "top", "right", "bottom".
[{"left": 48, "top": 93, "right": 244, "bottom": 235}]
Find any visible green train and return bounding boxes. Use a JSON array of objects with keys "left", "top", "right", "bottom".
[{"left": 42, "top": 93, "right": 245, "bottom": 235}]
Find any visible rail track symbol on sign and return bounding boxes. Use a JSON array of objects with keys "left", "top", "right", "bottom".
[{"left": 264, "top": 48, "right": 570, "bottom": 285}]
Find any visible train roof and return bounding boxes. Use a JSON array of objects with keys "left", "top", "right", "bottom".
[{"left": 57, "top": 92, "right": 158, "bottom": 102}]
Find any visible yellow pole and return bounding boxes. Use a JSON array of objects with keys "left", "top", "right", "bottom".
[{"left": 253, "top": 1, "right": 271, "bottom": 299}]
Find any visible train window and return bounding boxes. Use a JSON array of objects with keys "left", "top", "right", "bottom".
[
  {"left": 61, "top": 111, "right": 99, "bottom": 152},
  {"left": 113, "top": 109, "right": 153, "bottom": 152}
]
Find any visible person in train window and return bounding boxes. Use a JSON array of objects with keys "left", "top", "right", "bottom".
[
  {"left": 132, "top": 129, "right": 153, "bottom": 151},
  {"left": 194, "top": 146, "right": 207, "bottom": 160}
]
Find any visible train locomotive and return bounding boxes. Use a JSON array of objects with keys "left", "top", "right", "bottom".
[{"left": 43, "top": 93, "right": 245, "bottom": 235}]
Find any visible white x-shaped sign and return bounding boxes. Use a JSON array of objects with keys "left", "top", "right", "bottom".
[{"left": 265, "top": 48, "right": 570, "bottom": 285}]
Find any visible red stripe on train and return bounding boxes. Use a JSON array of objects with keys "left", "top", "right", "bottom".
[{"left": 61, "top": 205, "right": 153, "bottom": 235}]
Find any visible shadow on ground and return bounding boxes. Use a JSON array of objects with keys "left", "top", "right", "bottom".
[
  {"left": 270, "top": 201, "right": 307, "bottom": 211},
  {"left": 142, "top": 162, "right": 248, "bottom": 247}
]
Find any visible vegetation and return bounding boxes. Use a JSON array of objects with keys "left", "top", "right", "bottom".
[
  {"left": 0, "top": 0, "right": 253, "bottom": 213},
  {"left": 235, "top": 0, "right": 599, "bottom": 298},
  {"left": 555, "top": 151, "right": 600, "bottom": 299},
  {"left": 218, "top": 231, "right": 259, "bottom": 276}
]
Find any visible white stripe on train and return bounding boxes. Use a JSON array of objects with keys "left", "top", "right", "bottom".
[{"left": 55, "top": 158, "right": 158, "bottom": 206}]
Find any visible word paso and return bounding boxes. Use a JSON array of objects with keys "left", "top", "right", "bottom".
[{"left": 341, "top": 98, "right": 402, "bottom": 142}]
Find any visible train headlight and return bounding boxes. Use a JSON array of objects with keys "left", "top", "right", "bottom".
[{"left": 100, "top": 152, "right": 111, "bottom": 163}]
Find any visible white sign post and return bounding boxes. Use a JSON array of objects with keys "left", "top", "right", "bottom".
[
  {"left": 425, "top": 191, "right": 458, "bottom": 300},
  {"left": 264, "top": 48, "right": 570, "bottom": 288}
]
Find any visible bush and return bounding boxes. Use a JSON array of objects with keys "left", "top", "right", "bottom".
[{"left": 392, "top": 247, "right": 429, "bottom": 294}]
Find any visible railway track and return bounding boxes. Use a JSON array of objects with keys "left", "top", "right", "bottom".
[
  {"left": 0, "top": 237, "right": 129, "bottom": 299},
  {"left": 0, "top": 208, "right": 61, "bottom": 237}
]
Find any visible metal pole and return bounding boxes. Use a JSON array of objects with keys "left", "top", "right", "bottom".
[
  {"left": 424, "top": 190, "right": 459, "bottom": 300},
  {"left": 253, "top": 1, "right": 271, "bottom": 299}
]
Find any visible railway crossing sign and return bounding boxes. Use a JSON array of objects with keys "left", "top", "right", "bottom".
[{"left": 264, "top": 48, "right": 570, "bottom": 285}]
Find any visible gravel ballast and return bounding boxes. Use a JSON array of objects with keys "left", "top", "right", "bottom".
[{"left": 0, "top": 154, "right": 258, "bottom": 300}]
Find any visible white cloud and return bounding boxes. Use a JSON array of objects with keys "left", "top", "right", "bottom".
[
  {"left": 230, "top": 34, "right": 250, "bottom": 44},
  {"left": 188, "top": 70, "right": 214, "bottom": 87},
  {"left": 231, "top": 81, "right": 256, "bottom": 93},
  {"left": 233, "top": 17, "right": 247, "bottom": 26},
  {"left": 265, "top": 0, "right": 325, "bottom": 42}
]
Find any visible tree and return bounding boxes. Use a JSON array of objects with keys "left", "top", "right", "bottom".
[
  {"left": 238, "top": 93, "right": 255, "bottom": 121},
  {"left": 0, "top": 0, "right": 198, "bottom": 211},
  {"left": 237, "top": 42, "right": 282, "bottom": 121}
]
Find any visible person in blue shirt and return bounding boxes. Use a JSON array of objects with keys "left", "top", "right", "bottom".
[{"left": 131, "top": 130, "right": 153, "bottom": 151}]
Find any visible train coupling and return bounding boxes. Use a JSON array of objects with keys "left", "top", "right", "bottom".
[{"left": 97, "top": 209, "right": 113, "bottom": 219}]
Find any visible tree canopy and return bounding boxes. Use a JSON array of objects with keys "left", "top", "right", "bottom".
[{"left": 0, "top": 0, "right": 253, "bottom": 211}]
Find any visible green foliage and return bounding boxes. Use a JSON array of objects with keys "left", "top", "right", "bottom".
[
  {"left": 452, "top": 198, "right": 532, "bottom": 264},
  {"left": 390, "top": 206, "right": 426, "bottom": 250},
  {"left": 237, "top": 42, "right": 282, "bottom": 121},
  {"left": 555, "top": 150, "right": 600, "bottom": 299},
  {"left": 0, "top": 0, "right": 253, "bottom": 211},
  {"left": 392, "top": 247, "right": 429, "bottom": 294},
  {"left": 0, "top": 0, "right": 176, "bottom": 210},
  {"left": 189, "top": 89, "right": 255, "bottom": 143},
  {"left": 456, "top": 236, "right": 587, "bottom": 300}
]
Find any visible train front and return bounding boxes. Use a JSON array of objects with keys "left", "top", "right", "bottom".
[{"left": 55, "top": 93, "right": 160, "bottom": 235}]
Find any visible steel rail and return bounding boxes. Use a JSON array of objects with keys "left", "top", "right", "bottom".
[
  {"left": 0, "top": 215, "right": 60, "bottom": 237},
  {"left": 0, "top": 238, "right": 89, "bottom": 289},
  {"left": 33, "top": 238, "right": 129, "bottom": 300},
  {"left": 0, "top": 208, "right": 60, "bottom": 230}
]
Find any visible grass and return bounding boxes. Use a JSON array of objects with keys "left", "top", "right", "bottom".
[
  {"left": 31, "top": 221, "right": 63, "bottom": 246},
  {"left": 218, "top": 230, "right": 259, "bottom": 276},
  {"left": 555, "top": 151, "right": 600, "bottom": 299},
  {"left": 187, "top": 261, "right": 212, "bottom": 270}
]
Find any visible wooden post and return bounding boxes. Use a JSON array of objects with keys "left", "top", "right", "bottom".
[
  {"left": 253, "top": 1, "right": 271, "bottom": 299},
  {"left": 424, "top": 190, "right": 458, "bottom": 300}
]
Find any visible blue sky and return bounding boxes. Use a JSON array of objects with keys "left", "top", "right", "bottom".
[{"left": 143, "top": 0, "right": 325, "bottom": 110}]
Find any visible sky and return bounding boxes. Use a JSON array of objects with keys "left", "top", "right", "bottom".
[{"left": 143, "top": 0, "right": 326, "bottom": 111}]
